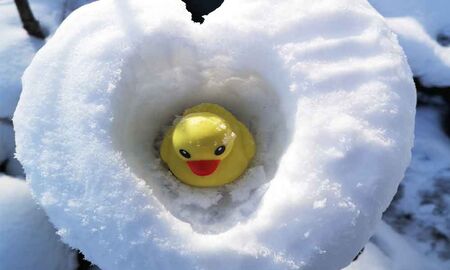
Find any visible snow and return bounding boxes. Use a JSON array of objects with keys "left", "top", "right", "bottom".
[
  {"left": 0, "top": 175, "right": 77, "bottom": 270},
  {"left": 14, "top": 0, "right": 415, "bottom": 269},
  {"left": 0, "top": 0, "right": 94, "bottom": 119},
  {"left": 0, "top": 0, "right": 92, "bottom": 175},
  {"left": 383, "top": 105, "right": 450, "bottom": 264},
  {"left": 345, "top": 222, "right": 445, "bottom": 270},
  {"left": 369, "top": 0, "right": 450, "bottom": 87},
  {"left": 0, "top": 0, "right": 66, "bottom": 119}
]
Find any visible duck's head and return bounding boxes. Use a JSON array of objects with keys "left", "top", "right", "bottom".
[{"left": 172, "top": 112, "right": 236, "bottom": 176}]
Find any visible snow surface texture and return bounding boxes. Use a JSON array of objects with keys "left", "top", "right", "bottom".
[
  {"left": 14, "top": 0, "right": 416, "bottom": 269},
  {"left": 0, "top": 175, "right": 77, "bottom": 270},
  {"left": 0, "top": 0, "right": 66, "bottom": 119},
  {"left": 369, "top": 0, "right": 450, "bottom": 87},
  {"left": 345, "top": 222, "right": 445, "bottom": 270},
  {"left": 384, "top": 106, "right": 450, "bottom": 265},
  {"left": 0, "top": 0, "right": 93, "bottom": 177}
]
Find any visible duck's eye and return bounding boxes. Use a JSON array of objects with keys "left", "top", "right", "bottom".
[
  {"left": 214, "top": 145, "right": 226, "bottom": 156},
  {"left": 179, "top": 149, "right": 191, "bottom": 159}
]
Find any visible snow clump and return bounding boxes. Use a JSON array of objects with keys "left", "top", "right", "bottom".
[{"left": 0, "top": 175, "right": 77, "bottom": 270}]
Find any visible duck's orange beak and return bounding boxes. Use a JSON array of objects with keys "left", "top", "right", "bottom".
[{"left": 187, "top": 160, "right": 220, "bottom": 176}]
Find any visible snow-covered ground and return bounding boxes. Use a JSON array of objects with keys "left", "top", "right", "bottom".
[
  {"left": 0, "top": 174, "right": 78, "bottom": 270},
  {"left": 0, "top": 0, "right": 449, "bottom": 270},
  {"left": 344, "top": 103, "right": 450, "bottom": 270},
  {"left": 384, "top": 104, "right": 450, "bottom": 265},
  {"left": 369, "top": 0, "right": 450, "bottom": 87},
  {"left": 346, "top": 221, "right": 446, "bottom": 270},
  {"left": 0, "top": 0, "right": 92, "bottom": 175},
  {"left": 0, "top": 0, "right": 65, "bottom": 119}
]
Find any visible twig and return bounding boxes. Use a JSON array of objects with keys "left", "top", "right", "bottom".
[{"left": 14, "top": 0, "right": 46, "bottom": 39}]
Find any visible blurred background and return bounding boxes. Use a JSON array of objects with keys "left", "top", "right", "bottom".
[{"left": 0, "top": 0, "right": 449, "bottom": 269}]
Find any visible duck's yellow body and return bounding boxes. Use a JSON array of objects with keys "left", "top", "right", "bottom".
[{"left": 160, "top": 103, "right": 255, "bottom": 187}]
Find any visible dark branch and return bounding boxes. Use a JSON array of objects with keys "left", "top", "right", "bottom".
[{"left": 14, "top": 0, "right": 46, "bottom": 39}]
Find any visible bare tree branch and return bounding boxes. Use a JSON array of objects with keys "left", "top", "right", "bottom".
[{"left": 14, "top": 0, "right": 46, "bottom": 39}]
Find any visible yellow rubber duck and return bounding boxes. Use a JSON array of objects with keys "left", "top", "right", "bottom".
[{"left": 160, "top": 103, "right": 255, "bottom": 187}]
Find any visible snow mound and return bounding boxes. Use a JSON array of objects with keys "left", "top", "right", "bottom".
[
  {"left": 14, "top": 0, "right": 416, "bottom": 269},
  {"left": 369, "top": 0, "right": 450, "bottom": 87},
  {"left": 0, "top": 175, "right": 77, "bottom": 270}
]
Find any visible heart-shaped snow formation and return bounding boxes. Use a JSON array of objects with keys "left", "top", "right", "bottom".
[{"left": 14, "top": 0, "right": 416, "bottom": 269}]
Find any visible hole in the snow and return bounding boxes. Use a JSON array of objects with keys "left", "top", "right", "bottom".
[
  {"left": 181, "top": 0, "right": 224, "bottom": 23},
  {"left": 437, "top": 33, "right": 450, "bottom": 47},
  {"left": 110, "top": 37, "right": 295, "bottom": 234},
  {"left": 437, "top": 26, "right": 450, "bottom": 47}
]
